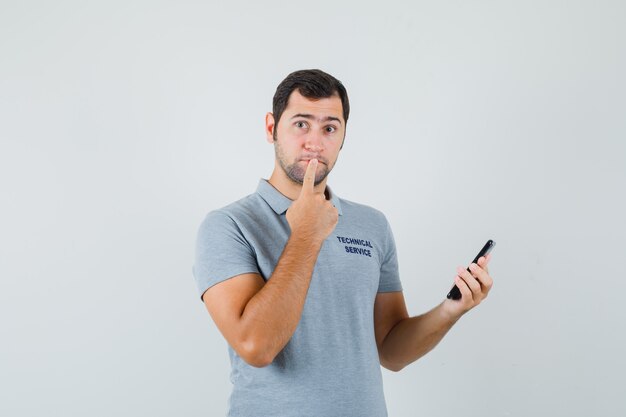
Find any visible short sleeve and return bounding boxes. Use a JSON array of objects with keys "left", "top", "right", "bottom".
[
  {"left": 377, "top": 217, "right": 403, "bottom": 293},
  {"left": 192, "top": 210, "right": 260, "bottom": 301}
]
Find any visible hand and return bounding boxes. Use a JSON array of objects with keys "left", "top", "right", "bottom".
[
  {"left": 286, "top": 159, "right": 339, "bottom": 244},
  {"left": 442, "top": 253, "right": 494, "bottom": 319}
]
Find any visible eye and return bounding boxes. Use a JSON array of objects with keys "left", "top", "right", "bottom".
[
  {"left": 295, "top": 121, "right": 308, "bottom": 129},
  {"left": 325, "top": 125, "right": 337, "bottom": 133}
]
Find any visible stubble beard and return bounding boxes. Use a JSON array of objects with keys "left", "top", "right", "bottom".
[{"left": 273, "top": 133, "right": 333, "bottom": 186}]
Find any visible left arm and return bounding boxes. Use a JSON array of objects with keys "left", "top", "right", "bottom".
[{"left": 375, "top": 254, "right": 493, "bottom": 372}]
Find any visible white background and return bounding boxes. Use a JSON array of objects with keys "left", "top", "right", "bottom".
[{"left": 1, "top": 1, "right": 624, "bottom": 416}]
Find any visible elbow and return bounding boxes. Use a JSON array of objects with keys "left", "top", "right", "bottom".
[
  {"left": 237, "top": 338, "right": 275, "bottom": 368},
  {"left": 384, "top": 364, "right": 404, "bottom": 373},
  {"left": 381, "top": 359, "right": 405, "bottom": 373},
  {"left": 379, "top": 352, "right": 406, "bottom": 372},
  {"left": 243, "top": 354, "right": 273, "bottom": 368}
]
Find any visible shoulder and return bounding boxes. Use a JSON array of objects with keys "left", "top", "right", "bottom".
[{"left": 200, "top": 192, "right": 266, "bottom": 228}]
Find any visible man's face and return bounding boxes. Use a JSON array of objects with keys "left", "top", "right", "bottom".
[{"left": 267, "top": 90, "right": 345, "bottom": 186}]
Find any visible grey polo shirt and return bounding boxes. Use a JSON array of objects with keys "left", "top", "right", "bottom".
[{"left": 193, "top": 179, "right": 402, "bottom": 417}]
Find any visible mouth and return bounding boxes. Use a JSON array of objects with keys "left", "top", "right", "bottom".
[{"left": 300, "top": 157, "right": 327, "bottom": 165}]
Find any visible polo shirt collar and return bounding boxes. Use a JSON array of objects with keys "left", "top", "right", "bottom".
[{"left": 257, "top": 179, "right": 343, "bottom": 216}]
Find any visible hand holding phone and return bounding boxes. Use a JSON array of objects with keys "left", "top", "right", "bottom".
[{"left": 447, "top": 239, "right": 496, "bottom": 300}]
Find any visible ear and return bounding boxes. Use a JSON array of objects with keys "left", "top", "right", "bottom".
[{"left": 265, "top": 112, "right": 275, "bottom": 143}]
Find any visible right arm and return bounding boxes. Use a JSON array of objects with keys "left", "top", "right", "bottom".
[{"left": 202, "top": 159, "right": 337, "bottom": 367}]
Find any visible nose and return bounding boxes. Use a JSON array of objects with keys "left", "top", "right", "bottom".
[{"left": 304, "top": 130, "right": 324, "bottom": 152}]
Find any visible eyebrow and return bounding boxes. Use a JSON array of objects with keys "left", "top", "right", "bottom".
[{"left": 290, "top": 113, "right": 343, "bottom": 125}]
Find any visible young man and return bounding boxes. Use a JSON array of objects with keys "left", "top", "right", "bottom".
[{"left": 193, "top": 69, "right": 493, "bottom": 417}]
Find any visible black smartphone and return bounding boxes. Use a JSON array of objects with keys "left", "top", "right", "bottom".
[{"left": 447, "top": 239, "right": 496, "bottom": 300}]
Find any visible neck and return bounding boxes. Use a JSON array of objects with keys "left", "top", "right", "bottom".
[{"left": 268, "top": 166, "right": 329, "bottom": 201}]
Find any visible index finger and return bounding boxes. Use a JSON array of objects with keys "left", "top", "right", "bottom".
[
  {"left": 301, "top": 158, "right": 318, "bottom": 195},
  {"left": 477, "top": 255, "right": 490, "bottom": 273}
]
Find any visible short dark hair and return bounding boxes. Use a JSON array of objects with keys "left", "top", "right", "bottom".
[{"left": 272, "top": 69, "right": 350, "bottom": 126}]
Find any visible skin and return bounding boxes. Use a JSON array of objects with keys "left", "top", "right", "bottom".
[
  {"left": 266, "top": 90, "right": 345, "bottom": 198},
  {"left": 202, "top": 90, "right": 494, "bottom": 370}
]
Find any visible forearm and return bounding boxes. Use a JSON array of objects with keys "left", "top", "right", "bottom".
[
  {"left": 380, "top": 301, "right": 460, "bottom": 371},
  {"left": 238, "top": 233, "right": 322, "bottom": 365}
]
